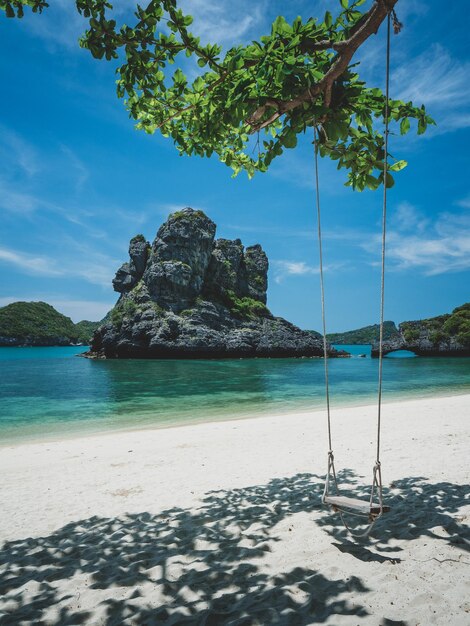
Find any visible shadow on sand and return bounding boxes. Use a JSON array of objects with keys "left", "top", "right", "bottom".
[{"left": 0, "top": 472, "right": 468, "bottom": 625}]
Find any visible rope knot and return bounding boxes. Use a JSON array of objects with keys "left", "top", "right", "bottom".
[{"left": 391, "top": 10, "right": 403, "bottom": 34}]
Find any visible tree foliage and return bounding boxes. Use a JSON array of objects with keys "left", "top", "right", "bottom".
[
  {"left": 2, "top": 0, "right": 434, "bottom": 188},
  {"left": 0, "top": 301, "right": 101, "bottom": 343}
]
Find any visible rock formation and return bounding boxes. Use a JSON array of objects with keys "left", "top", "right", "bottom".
[
  {"left": 86, "top": 208, "right": 340, "bottom": 359},
  {"left": 371, "top": 303, "right": 470, "bottom": 357}
]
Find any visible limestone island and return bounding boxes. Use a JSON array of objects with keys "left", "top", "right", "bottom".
[
  {"left": 85, "top": 208, "right": 344, "bottom": 359},
  {"left": 371, "top": 303, "right": 470, "bottom": 357}
]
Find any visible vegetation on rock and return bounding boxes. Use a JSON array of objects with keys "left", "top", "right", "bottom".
[
  {"left": 171, "top": 209, "right": 207, "bottom": 222},
  {"left": 75, "top": 320, "right": 102, "bottom": 343},
  {"left": 110, "top": 298, "right": 138, "bottom": 329},
  {"left": 400, "top": 303, "right": 470, "bottom": 347},
  {"left": 371, "top": 303, "right": 470, "bottom": 357},
  {"left": 224, "top": 291, "right": 269, "bottom": 320},
  {"left": 130, "top": 234, "right": 146, "bottom": 243}
]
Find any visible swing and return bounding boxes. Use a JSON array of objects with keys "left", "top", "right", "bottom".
[{"left": 315, "top": 12, "right": 394, "bottom": 535}]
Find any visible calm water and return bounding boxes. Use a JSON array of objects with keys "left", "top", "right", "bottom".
[{"left": 0, "top": 345, "right": 469, "bottom": 444}]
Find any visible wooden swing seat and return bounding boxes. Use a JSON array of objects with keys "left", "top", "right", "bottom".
[{"left": 324, "top": 495, "right": 390, "bottom": 515}]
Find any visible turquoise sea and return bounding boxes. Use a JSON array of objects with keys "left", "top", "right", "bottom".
[{"left": 0, "top": 345, "right": 469, "bottom": 445}]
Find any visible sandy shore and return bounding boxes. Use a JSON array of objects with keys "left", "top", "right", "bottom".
[{"left": 0, "top": 394, "right": 469, "bottom": 625}]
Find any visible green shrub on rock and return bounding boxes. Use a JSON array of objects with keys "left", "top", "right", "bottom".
[{"left": 225, "top": 291, "right": 269, "bottom": 319}]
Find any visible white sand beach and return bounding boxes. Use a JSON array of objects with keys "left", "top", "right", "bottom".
[{"left": 0, "top": 393, "right": 469, "bottom": 625}]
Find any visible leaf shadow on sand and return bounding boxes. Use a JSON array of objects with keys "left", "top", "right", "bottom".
[
  {"left": 317, "top": 474, "right": 470, "bottom": 558},
  {"left": 0, "top": 471, "right": 468, "bottom": 625}
]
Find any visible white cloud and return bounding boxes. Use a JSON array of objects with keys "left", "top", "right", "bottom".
[
  {"left": 386, "top": 232, "right": 470, "bottom": 275},
  {"left": 20, "top": 0, "right": 266, "bottom": 52},
  {"left": 363, "top": 204, "right": 470, "bottom": 275},
  {"left": 180, "top": 0, "right": 267, "bottom": 47},
  {"left": 456, "top": 195, "right": 470, "bottom": 209},
  {"left": 0, "top": 244, "right": 117, "bottom": 288},
  {"left": 19, "top": 0, "right": 132, "bottom": 50},
  {"left": 0, "top": 179, "right": 85, "bottom": 225},
  {"left": 273, "top": 260, "right": 319, "bottom": 284},
  {"left": 273, "top": 259, "right": 345, "bottom": 283},
  {"left": 0, "top": 129, "right": 96, "bottom": 224},
  {"left": 392, "top": 201, "right": 429, "bottom": 233},
  {"left": 393, "top": 44, "right": 470, "bottom": 134},
  {"left": 269, "top": 147, "right": 350, "bottom": 194},
  {"left": 0, "top": 125, "right": 39, "bottom": 177},
  {"left": 270, "top": 152, "right": 316, "bottom": 191},
  {"left": 0, "top": 177, "right": 109, "bottom": 239},
  {"left": 60, "top": 145, "right": 89, "bottom": 192},
  {"left": 0, "top": 183, "right": 39, "bottom": 215},
  {"left": 0, "top": 247, "right": 62, "bottom": 277},
  {"left": 394, "top": 44, "right": 469, "bottom": 107},
  {"left": 432, "top": 112, "right": 470, "bottom": 134}
]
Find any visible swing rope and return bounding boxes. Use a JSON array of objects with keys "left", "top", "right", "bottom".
[
  {"left": 313, "top": 123, "right": 332, "bottom": 454},
  {"left": 316, "top": 12, "right": 392, "bottom": 536},
  {"left": 376, "top": 8, "right": 392, "bottom": 467}
]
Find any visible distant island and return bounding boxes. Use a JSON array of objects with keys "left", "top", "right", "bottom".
[
  {"left": 0, "top": 301, "right": 102, "bottom": 347},
  {"left": 325, "top": 305, "right": 469, "bottom": 356},
  {"left": 86, "top": 208, "right": 339, "bottom": 359},
  {"left": 371, "top": 303, "right": 470, "bottom": 357},
  {"left": 326, "top": 321, "right": 400, "bottom": 345}
]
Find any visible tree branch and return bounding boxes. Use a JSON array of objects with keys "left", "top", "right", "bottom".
[{"left": 247, "top": 0, "right": 398, "bottom": 133}]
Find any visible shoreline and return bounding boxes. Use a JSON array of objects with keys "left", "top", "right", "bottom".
[
  {"left": 0, "top": 393, "right": 468, "bottom": 624},
  {"left": 1, "top": 387, "right": 469, "bottom": 449}
]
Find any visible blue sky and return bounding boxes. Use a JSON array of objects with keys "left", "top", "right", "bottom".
[{"left": 0, "top": 0, "right": 469, "bottom": 331}]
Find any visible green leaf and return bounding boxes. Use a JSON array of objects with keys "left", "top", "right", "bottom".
[
  {"left": 365, "top": 174, "right": 380, "bottom": 190},
  {"left": 417, "top": 117, "right": 427, "bottom": 135},
  {"left": 283, "top": 129, "right": 298, "bottom": 149},
  {"left": 324, "top": 11, "right": 332, "bottom": 28},
  {"left": 272, "top": 15, "right": 292, "bottom": 35},
  {"left": 389, "top": 159, "right": 407, "bottom": 172},
  {"left": 341, "top": 0, "right": 349, "bottom": 9},
  {"left": 400, "top": 117, "right": 410, "bottom": 135},
  {"left": 173, "top": 68, "right": 186, "bottom": 86},
  {"left": 381, "top": 172, "right": 395, "bottom": 188},
  {"left": 193, "top": 76, "right": 205, "bottom": 92}
]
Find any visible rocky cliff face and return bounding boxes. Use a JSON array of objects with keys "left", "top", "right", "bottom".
[
  {"left": 87, "top": 208, "right": 338, "bottom": 359},
  {"left": 371, "top": 303, "right": 470, "bottom": 357}
]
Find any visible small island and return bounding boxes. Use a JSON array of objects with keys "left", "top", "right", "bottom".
[
  {"left": 86, "top": 208, "right": 341, "bottom": 359},
  {"left": 0, "top": 301, "right": 100, "bottom": 347},
  {"left": 371, "top": 303, "right": 470, "bottom": 357}
]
